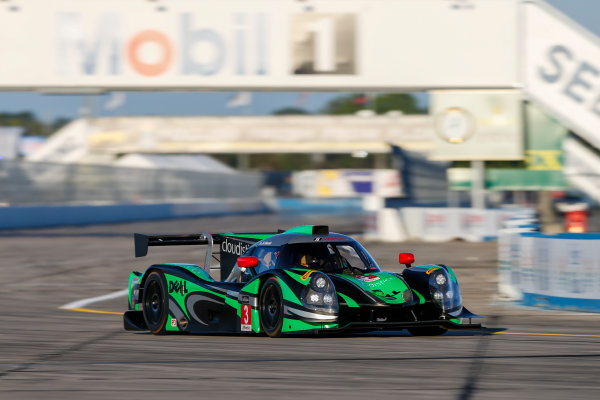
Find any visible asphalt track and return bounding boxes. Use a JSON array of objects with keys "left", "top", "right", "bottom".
[{"left": 1, "top": 213, "right": 599, "bottom": 400}]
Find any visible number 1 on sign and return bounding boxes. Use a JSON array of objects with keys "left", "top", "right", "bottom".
[{"left": 308, "top": 17, "right": 335, "bottom": 72}]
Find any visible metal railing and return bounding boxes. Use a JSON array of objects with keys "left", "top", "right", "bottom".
[{"left": 0, "top": 160, "right": 262, "bottom": 206}]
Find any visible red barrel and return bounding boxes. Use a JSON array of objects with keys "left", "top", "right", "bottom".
[{"left": 565, "top": 209, "right": 588, "bottom": 233}]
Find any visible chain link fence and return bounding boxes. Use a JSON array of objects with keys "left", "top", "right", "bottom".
[{"left": 0, "top": 160, "right": 262, "bottom": 206}]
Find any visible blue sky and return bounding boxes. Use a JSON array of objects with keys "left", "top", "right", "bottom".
[
  {"left": 0, "top": 91, "right": 344, "bottom": 122},
  {"left": 0, "top": 0, "right": 598, "bottom": 122}
]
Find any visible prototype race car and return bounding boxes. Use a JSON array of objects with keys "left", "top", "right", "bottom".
[{"left": 124, "top": 225, "right": 482, "bottom": 337}]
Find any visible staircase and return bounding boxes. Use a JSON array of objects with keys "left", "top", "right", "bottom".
[
  {"left": 563, "top": 137, "right": 600, "bottom": 202},
  {"left": 522, "top": 1, "right": 600, "bottom": 201}
]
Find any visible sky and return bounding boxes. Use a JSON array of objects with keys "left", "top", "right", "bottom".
[
  {"left": 0, "top": 91, "right": 344, "bottom": 122},
  {"left": 0, "top": 0, "right": 598, "bottom": 122}
]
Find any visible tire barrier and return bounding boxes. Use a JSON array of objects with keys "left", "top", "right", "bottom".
[
  {"left": 364, "top": 207, "right": 535, "bottom": 242},
  {"left": 498, "top": 230, "right": 600, "bottom": 312}
]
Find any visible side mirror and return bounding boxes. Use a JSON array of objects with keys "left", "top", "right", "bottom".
[
  {"left": 237, "top": 256, "right": 259, "bottom": 268},
  {"left": 398, "top": 253, "right": 415, "bottom": 268}
]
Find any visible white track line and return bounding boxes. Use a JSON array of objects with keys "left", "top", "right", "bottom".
[{"left": 60, "top": 289, "right": 128, "bottom": 310}]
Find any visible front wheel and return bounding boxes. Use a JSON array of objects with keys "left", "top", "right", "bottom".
[
  {"left": 259, "top": 278, "right": 284, "bottom": 337},
  {"left": 142, "top": 271, "right": 169, "bottom": 335}
]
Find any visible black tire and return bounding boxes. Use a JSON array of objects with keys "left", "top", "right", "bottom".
[
  {"left": 259, "top": 278, "right": 284, "bottom": 338},
  {"left": 408, "top": 326, "right": 448, "bottom": 336},
  {"left": 142, "top": 271, "right": 169, "bottom": 335}
]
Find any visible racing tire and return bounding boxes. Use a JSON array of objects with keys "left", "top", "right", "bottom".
[
  {"left": 142, "top": 271, "right": 169, "bottom": 335},
  {"left": 259, "top": 277, "right": 284, "bottom": 338},
  {"left": 407, "top": 326, "right": 448, "bottom": 336}
]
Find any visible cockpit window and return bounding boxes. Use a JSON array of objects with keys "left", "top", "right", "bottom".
[
  {"left": 285, "top": 242, "right": 380, "bottom": 273},
  {"left": 253, "top": 246, "right": 280, "bottom": 273},
  {"left": 337, "top": 245, "right": 365, "bottom": 270}
]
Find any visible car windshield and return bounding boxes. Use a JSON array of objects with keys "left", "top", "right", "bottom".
[{"left": 284, "top": 242, "right": 380, "bottom": 274}]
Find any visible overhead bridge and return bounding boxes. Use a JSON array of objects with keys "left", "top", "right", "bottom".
[
  {"left": 27, "top": 115, "right": 434, "bottom": 162},
  {"left": 4, "top": 0, "right": 600, "bottom": 201}
]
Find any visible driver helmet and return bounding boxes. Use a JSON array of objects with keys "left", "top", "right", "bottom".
[{"left": 298, "top": 254, "right": 323, "bottom": 269}]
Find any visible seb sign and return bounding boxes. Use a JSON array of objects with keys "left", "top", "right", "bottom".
[{"left": 524, "top": 2, "right": 600, "bottom": 149}]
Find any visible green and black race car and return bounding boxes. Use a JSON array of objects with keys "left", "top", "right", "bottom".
[{"left": 124, "top": 225, "right": 482, "bottom": 337}]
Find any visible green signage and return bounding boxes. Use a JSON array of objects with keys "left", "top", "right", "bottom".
[{"left": 448, "top": 102, "right": 569, "bottom": 191}]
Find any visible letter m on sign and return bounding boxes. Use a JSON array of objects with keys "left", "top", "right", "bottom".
[{"left": 56, "top": 13, "right": 121, "bottom": 76}]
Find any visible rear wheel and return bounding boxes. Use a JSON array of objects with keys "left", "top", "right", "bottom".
[
  {"left": 142, "top": 271, "right": 169, "bottom": 334},
  {"left": 259, "top": 278, "right": 284, "bottom": 337}
]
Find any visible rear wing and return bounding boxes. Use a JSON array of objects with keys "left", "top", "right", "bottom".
[
  {"left": 134, "top": 233, "right": 212, "bottom": 258},
  {"left": 134, "top": 231, "right": 280, "bottom": 279}
]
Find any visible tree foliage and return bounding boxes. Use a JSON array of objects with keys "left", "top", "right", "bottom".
[
  {"left": 272, "top": 107, "right": 310, "bottom": 115},
  {"left": 374, "top": 93, "right": 425, "bottom": 114},
  {"left": 321, "top": 93, "right": 425, "bottom": 115},
  {"left": 0, "top": 112, "right": 70, "bottom": 136}
]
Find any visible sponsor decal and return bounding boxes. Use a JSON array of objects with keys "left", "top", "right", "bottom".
[
  {"left": 313, "top": 237, "right": 322, "bottom": 241},
  {"left": 426, "top": 267, "right": 441, "bottom": 275},
  {"left": 241, "top": 304, "right": 252, "bottom": 332},
  {"left": 259, "top": 241, "right": 273, "bottom": 246},
  {"left": 130, "top": 274, "right": 141, "bottom": 307},
  {"left": 324, "top": 238, "right": 345, "bottom": 241},
  {"left": 131, "top": 285, "right": 140, "bottom": 307},
  {"left": 171, "top": 318, "right": 177, "bottom": 327},
  {"left": 364, "top": 278, "right": 387, "bottom": 288},
  {"left": 57, "top": 13, "right": 269, "bottom": 78},
  {"left": 425, "top": 213, "right": 446, "bottom": 225},
  {"left": 169, "top": 280, "right": 188, "bottom": 295},
  {"left": 221, "top": 238, "right": 252, "bottom": 256},
  {"left": 300, "top": 270, "right": 315, "bottom": 281},
  {"left": 374, "top": 289, "right": 402, "bottom": 300},
  {"left": 357, "top": 274, "right": 380, "bottom": 282}
]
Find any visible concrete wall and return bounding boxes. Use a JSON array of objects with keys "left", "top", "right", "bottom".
[{"left": 0, "top": 199, "right": 267, "bottom": 229}]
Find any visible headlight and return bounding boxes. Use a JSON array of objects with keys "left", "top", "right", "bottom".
[
  {"left": 301, "top": 272, "right": 338, "bottom": 312},
  {"left": 429, "top": 268, "right": 462, "bottom": 313},
  {"left": 315, "top": 277, "right": 327, "bottom": 288},
  {"left": 435, "top": 273, "right": 447, "bottom": 285}
]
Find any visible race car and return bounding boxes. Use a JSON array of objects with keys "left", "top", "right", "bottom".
[{"left": 124, "top": 225, "right": 482, "bottom": 337}]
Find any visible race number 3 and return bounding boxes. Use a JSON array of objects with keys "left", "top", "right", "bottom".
[
  {"left": 291, "top": 13, "right": 357, "bottom": 75},
  {"left": 241, "top": 304, "right": 252, "bottom": 332}
]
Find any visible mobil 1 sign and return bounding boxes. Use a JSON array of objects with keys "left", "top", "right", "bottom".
[
  {"left": 0, "top": 0, "right": 518, "bottom": 90},
  {"left": 523, "top": 2, "right": 600, "bottom": 149}
]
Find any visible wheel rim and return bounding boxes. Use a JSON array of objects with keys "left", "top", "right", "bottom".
[
  {"left": 261, "top": 285, "right": 281, "bottom": 331},
  {"left": 145, "top": 280, "right": 163, "bottom": 326}
]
